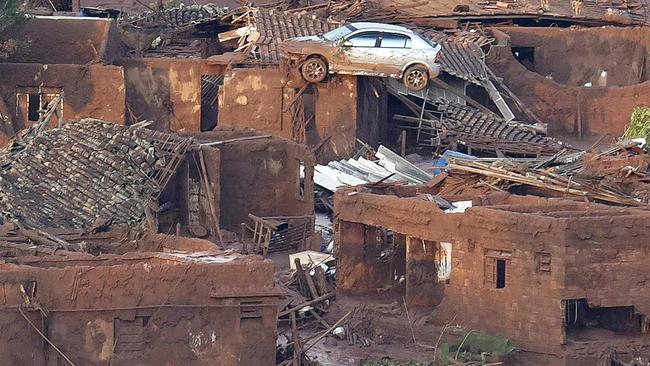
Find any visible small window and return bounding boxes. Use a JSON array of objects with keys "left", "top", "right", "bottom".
[
  {"left": 380, "top": 33, "right": 411, "bottom": 48},
  {"left": 27, "top": 94, "right": 40, "bottom": 121},
  {"left": 296, "top": 160, "right": 305, "bottom": 200},
  {"left": 537, "top": 252, "right": 552, "bottom": 272},
  {"left": 496, "top": 259, "right": 506, "bottom": 288},
  {"left": 484, "top": 249, "right": 511, "bottom": 289},
  {"left": 347, "top": 32, "right": 379, "bottom": 47}
]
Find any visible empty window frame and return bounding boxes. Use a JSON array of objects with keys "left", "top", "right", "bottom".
[
  {"left": 484, "top": 249, "right": 512, "bottom": 289},
  {"left": 200, "top": 75, "right": 223, "bottom": 131},
  {"left": 16, "top": 87, "right": 63, "bottom": 124},
  {"left": 27, "top": 94, "right": 40, "bottom": 121}
]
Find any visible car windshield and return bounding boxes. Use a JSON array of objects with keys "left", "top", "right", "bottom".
[{"left": 322, "top": 24, "right": 357, "bottom": 42}]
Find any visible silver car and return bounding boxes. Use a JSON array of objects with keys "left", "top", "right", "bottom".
[{"left": 279, "top": 22, "right": 442, "bottom": 91}]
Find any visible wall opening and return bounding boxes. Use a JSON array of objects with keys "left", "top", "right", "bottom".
[
  {"left": 565, "top": 299, "right": 648, "bottom": 339},
  {"left": 512, "top": 46, "right": 535, "bottom": 72},
  {"left": 27, "top": 94, "right": 41, "bottom": 121},
  {"left": 484, "top": 249, "right": 511, "bottom": 289},
  {"left": 200, "top": 75, "right": 223, "bottom": 131},
  {"left": 363, "top": 225, "right": 405, "bottom": 290},
  {"left": 16, "top": 87, "right": 63, "bottom": 127},
  {"left": 296, "top": 160, "right": 305, "bottom": 200},
  {"left": 496, "top": 259, "right": 506, "bottom": 288}
]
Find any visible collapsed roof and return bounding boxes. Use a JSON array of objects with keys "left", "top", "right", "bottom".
[{"left": 0, "top": 119, "right": 193, "bottom": 232}]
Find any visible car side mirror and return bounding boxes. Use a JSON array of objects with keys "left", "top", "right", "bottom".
[{"left": 342, "top": 40, "right": 353, "bottom": 47}]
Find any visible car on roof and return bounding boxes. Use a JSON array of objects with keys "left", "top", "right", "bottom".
[{"left": 278, "top": 22, "right": 442, "bottom": 91}]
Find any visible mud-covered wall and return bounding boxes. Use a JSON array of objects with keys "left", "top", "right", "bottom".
[
  {"left": 118, "top": 58, "right": 224, "bottom": 132},
  {"left": 356, "top": 77, "right": 388, "bottom": 149},
  {"left": 500, "top": 27, "right": 650, "bottom": 87},
  {"left": 0, "top": 63, "right": 126, "bottom": 143},
  {"left": 562, "top": 213, "right": 650, "bottom": 317},
  {"left": 0, "top": 17, "right": 123, "bottom": 64},
  {"left": 218, "top": 67, "right": 361, "bottom": 162},
  {"left": 0, "top": 253, "right": 280, "bottom": 366},
  {"left": 487, "top": 28, "right": 650, "bottom": 138},
  {"left": 188, "top": 129, "right": 316, "bottom": 231}
]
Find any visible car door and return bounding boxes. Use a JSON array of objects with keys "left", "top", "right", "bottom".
[
  {"left": 376, "top": 32, "right": 412, "bottom": 77},
  {"left": 334, "top": 31, "right": 380, "bottom": 74}
]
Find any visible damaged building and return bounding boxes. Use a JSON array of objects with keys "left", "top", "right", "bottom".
[
  {"left": 334, "top": 185, "right": 650, "bottom": 365},
  {"left": 1, "top": 0, "right": 650, "bottom": 365},
  {"left": 0, "top": 247, "right": 281, "bottom": 365}
]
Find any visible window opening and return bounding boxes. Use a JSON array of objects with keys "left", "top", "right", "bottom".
[
  {"left": 496, "top": 259, "right": 506, "bottom": 289},
  {"left": 27, "top": 94, "right": 41, "bottom": 121}
]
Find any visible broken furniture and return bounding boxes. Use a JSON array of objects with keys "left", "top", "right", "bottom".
[{"left": 241, "top": 214, "right": 314, "bottom": 256}]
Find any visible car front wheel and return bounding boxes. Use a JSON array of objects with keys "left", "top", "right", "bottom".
[
  {"left": 403, "top": 65, "right": 429, "bottom": 92},
  {"left": 301, "top": 57, "right": 328, "bottom": 83}
]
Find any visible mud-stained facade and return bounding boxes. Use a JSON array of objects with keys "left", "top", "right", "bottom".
[
  {"left": 487, "top": 26, "right": 650, "bottom": 140},
  {"left": 185, "top": 128, "right": 316, "bottom": 231},
  {"left": 0, "top": 247, "right": 281, "bottom": 366},
  {"left": 119, "top": 58, "right": 225, "bottom": 132},
  {"left": 0, "top": 17, "right": 127, "bottom": 144},
  {"left": 218, "top": 67, "right": 387, "bottom": 162},
  {"left": 334, "top": 186, "right": 650, "bottom": 365}
]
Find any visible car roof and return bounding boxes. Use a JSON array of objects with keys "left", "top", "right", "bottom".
[{"left": 348, "top": 22, "right": 413, "bottom": 34}]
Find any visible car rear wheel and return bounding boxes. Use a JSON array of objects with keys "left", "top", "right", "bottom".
[
  {"left": 403, "top": 65, "right": 429, "bottom": 92},
  {"left": 301, "top": 57, "right": 327, "bottom": 83}
]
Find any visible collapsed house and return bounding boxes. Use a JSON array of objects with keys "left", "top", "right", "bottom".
[
  {"left": 0, "top": 112, "right": 315, "bottom": 248},
  {"left": 0, "top": 116, "right": 298, "bottom": 364},
  {"left": 0, "top": 117, "right": 224, "bottom": 243},
  {"left": 0, "top": 17, "right": 127, "bottom": 145},
  {"left": 334, "top": 184, "right": 650, "bottom": 365}
]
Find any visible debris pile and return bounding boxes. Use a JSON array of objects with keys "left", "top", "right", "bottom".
[
  {"left": 444, "top": 141, "right": 649, "bottom": 206},
  {"left": 276, "top": 254, "right": 338, "bottom": 365}
]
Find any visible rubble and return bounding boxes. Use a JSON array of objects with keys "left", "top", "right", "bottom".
[
  {"left": 2, "top": 1, "right": 650, "bottom": 365},
  {"left": 0, "top": 118, "right": 192, "bottom": 232}
]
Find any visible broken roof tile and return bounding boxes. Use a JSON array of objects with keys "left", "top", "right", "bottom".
[{"left": 0, "top": 119, "right": 193, "bottom": 231}]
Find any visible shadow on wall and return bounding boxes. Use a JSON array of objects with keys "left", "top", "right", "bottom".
[{"left": 486, "top": 27, "right": 650, "bottom": 139}]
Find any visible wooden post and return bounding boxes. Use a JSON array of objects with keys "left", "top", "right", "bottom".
[
  {"left": 576, "top": 92, "right": 583, "bottom": 141},
  {"left": 400, "top": 130, "right": 407, "bottom": 157},
  {"left": 290, "top": 311, "right": 302, "bottom": 366},
  {"left": 198, "top": 148, "right": 223, "bottom": 244}
]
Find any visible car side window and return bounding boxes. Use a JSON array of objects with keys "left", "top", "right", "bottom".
[
  {"left": 380, "top": 33, "right": 411, "bottom": 48},
  {"left": 346, "top": 32, "right": 380, "bottom": 47}
]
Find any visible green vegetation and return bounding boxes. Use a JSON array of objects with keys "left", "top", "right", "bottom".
[
  {"left": 438, "top": 332, "right": 516, "bottom": 365},
  {"left": 624, "top": 107, "right": 650, "bottom": 142},
  {"left": 0, "top": 0, "right": 24, "bottom": 60},
  {"left": 0, "top": 0, "right": 23, "bottom": 34}
]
